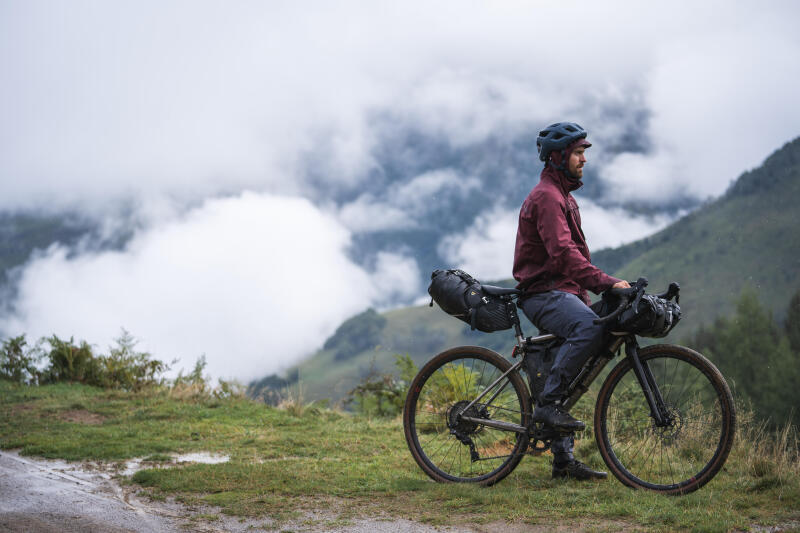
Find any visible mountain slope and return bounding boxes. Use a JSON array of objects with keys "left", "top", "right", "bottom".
[
  {"left": 595, "top": 136, "right": 800, "bottom": 323},
  {"left": 251, "top": 136, "right": 800, "bottom": 403}
]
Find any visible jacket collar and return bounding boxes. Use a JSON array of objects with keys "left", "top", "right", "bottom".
[{"left": 541, "top": 165, "right": 583, "bottom": 196}]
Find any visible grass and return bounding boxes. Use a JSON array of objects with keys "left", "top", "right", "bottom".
[{"left": 2, "top": 380, "right": 799, "bottom": 532}]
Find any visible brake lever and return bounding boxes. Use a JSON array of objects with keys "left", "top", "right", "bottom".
[
  {"left": 630, "top": 277, "right": 648, "bottom": 314},
  {"left": 593, "top": 277, "right": 648, "bottom": 325},
  {"left": 656, "top": 282, "right": 681, "bottom": 303}
]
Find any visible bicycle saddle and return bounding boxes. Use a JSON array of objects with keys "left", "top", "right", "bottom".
[{"left": 481, "top": 285, "right": 522, "bottom": 296}]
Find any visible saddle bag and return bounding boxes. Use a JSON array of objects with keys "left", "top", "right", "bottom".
[{"left": 428, "top": 269, "right": 514, "bottom": 333}]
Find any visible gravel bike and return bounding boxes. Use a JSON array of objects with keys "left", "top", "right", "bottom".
[{"left": 403, "top": 279, "right": 736, "bottom": 494}]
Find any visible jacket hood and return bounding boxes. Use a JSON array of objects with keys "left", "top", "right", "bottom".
[
  {"left": 541, "top": 164, "right": 583, "bottom": 194},
  {"left": 545, "top": 137, "right": 590, "bottom": 193}
]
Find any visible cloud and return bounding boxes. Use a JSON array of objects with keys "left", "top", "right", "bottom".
[
  {"left": 0, "top": 192, "right": 420, "bottom": 380},
  {"left": 2, "top": 2, "right": 798, "bottom": 212},
  {"left": 600, "top": 7, "right": 800, "bottom": 202},
  {"left": 370, "top": 251, "right": 422, "bottom": 307},
  {"left": 438, "top": 206, "right": 519, "bottom": 281},
  {"left": 576, "top": 196, "right": 676, "bottom": 251},
  {"left": 337, "top": 169, "right": 480, "bottom": 232},
  {"left": 2, "top": 1, "right": 799, "bottom": 383}
]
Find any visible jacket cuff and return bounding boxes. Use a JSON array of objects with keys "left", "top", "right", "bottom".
[{"left": 596, "top": 274, "right": 622, "bottom": 293}]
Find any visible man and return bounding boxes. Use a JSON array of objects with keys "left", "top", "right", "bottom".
[{"left": 513, "top": 122, "right": 630, "bottom": 480}]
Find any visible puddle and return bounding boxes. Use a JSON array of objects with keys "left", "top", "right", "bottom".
[{"left": 122, "top": 451, "right": 229, "bottom": 476}]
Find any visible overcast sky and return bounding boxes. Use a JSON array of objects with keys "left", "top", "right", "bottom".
[{"left": 1, "top": 1, "right": 799, "bottom": 380}]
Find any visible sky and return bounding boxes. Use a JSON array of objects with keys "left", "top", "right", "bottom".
[{"left": 1, "top": 1, "right": 799, "bottom": 380}]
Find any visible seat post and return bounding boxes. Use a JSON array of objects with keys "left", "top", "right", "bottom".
[{"left": 506, "top": 299, "right": 525, "bottom": 343}]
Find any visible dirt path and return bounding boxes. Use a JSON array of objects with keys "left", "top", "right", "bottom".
[{"left": 0, "top": 450, "right": 472, "bottom": 532}]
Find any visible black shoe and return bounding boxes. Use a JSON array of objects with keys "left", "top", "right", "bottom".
[
  {"left": 552, "top": 460, "right": 608, "bottom": 480},
  {"left": 532, "top": 403, "right": 586, "bottom": 432}
]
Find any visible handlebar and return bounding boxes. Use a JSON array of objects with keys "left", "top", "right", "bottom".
[{"left": 593, "top": 278, "right": 680, "bottom": 325}]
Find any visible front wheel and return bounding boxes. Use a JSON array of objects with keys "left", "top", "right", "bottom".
[
  {"left": 595, "top": 344, "right": 736, "bottom": 494},
  {"left": 403, "top": 346, "right": 531, "bottom": 485}
]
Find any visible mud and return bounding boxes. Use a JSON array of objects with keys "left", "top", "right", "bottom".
[{"left": 0, "top": 450, "right": 470, "bottom": 532}]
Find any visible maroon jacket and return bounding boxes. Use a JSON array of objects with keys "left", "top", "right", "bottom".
[{"left": 513, "top": 164, "right": 620, "bottom": 306}]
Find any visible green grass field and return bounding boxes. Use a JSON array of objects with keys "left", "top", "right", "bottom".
[{"left": 2, "top": 380, "right": 799, "bottom": 532}]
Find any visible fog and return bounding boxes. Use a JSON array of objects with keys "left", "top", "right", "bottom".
[{"left": 1, "top": 1, "right": 798, "bottom": 379}]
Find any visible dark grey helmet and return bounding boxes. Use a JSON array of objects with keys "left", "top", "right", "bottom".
[{"left": 536, "top": 122, "right": 589, "bottom": 162}]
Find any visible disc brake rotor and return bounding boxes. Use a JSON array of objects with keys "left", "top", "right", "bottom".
[{"left": 652, "top": 404, "right": 684, "bottom": 445}]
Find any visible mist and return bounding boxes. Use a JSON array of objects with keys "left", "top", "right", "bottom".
[{"left": 1, "top": 1, "right": 798, "bottom": 380}]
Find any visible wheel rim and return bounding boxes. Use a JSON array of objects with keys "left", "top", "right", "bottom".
[
  {"left": 600, "top": 352, "right": 730, "bottom": 491},
  {"left": 409, "top": 353, "right": 527, "bottom": 482}
]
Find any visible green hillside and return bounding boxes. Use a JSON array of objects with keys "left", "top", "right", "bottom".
[
  {"left": 250, "top": 305, "right": 536, "bottom": 404},
  {"left": 596, "top": 136, "right": 800, "bottom": 323},
  {"left": 251, "top": 136, "right": 800, "bottom": 404}
]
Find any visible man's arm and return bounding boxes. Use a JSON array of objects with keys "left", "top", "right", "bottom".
[{"left": 535, "top": 194, "right": 622, "bottom": 294}]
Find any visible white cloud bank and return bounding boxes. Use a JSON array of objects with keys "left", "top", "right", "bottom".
[
  {"left": 1, "top": 1, "right": 799, "bottom": 381},
  {"left": 1, "top": 2, "right": 798, "bottom": 211},
  {"left": 338, "top": 169, "right": 480, "bottom": 233},
  {"left": 0, "top": 192, "right": 419, "bottom": 380}
]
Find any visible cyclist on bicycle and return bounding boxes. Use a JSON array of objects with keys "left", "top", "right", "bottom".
[{"left": 513, "top": 122, "right": 630, "bottom": 480}]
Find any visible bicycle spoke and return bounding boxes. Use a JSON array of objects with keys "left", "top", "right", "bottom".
[
  {"left": 405, "top": 349, "right": 530, "bottom": 483},
  {"left": 597, "top": 347, "right": 734, "bottom": 492}
]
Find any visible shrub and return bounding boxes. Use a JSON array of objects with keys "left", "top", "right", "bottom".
[
  {"left": 345, "top": 354, "right": 418, "bottom": 417},
  {"left": 0, "top": 335, "right": 42, "bottom": 384},
  {"left": 40, "top": 335, "right": 101, "bottom": 385},
  {"left": 96, "top": 330, "right": 167, "bottom": 391}
]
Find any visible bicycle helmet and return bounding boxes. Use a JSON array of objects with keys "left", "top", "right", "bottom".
[{"left": 536, "top": 122, "right": 590, "bottom": 163}]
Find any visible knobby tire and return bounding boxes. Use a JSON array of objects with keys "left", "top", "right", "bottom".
[
  {"left": 403, "top": 346, "right": 531, "bottom": 485},
  {"left": 595, "top": 344, "right": 735, "bottom": 494}
]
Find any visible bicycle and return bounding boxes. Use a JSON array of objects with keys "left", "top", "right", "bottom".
[{"left": 403, "top": 278, "right": 736, "bottom": 494}]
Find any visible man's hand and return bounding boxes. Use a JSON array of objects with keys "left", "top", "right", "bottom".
[{"left": 612, "top": 280, "right": 631, "bottom": 289}]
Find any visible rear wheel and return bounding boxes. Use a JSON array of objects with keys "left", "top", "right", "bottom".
[
  {"left": 595, "top": 344, "right": 735, "bottom": 494},
  {"left": 403, "top": 346, "right": 531, "bottom": 485}
]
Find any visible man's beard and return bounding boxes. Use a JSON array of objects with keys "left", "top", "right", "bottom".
[{"left": 566, "top": 168, "right": 582, "bottom": 181}]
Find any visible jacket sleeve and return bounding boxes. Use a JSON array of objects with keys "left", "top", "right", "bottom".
[{"left": 535, "top": 193, "right": 621, "bottom": 294}]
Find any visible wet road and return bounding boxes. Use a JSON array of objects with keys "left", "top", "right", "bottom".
[
  {"left": 0, "top": 450, "right": 182, "bottom": 532},
  {"left": 0, "top": 450, "right": 472, "bottom": 532}
]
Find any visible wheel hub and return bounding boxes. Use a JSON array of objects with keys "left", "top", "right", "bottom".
[
  {"left": 652, "top": 404, "right": 684, "bottom": 445},
  {"left": 447, "top": 400, "right": 483, "bottom": 435}
]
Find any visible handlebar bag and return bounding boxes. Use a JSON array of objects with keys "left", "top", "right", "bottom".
[
  {"left": 616, "top": 294, "right": 681, "bottom": 338},
  {"left": 428, "top": 269, "right": 514, "bottom": 333}
]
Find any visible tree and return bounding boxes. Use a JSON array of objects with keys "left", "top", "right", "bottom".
[
  {"left": 689, "top": 286, "right": 799, "bottom": 427},
  {"left": 785, "top": 288, "right": 800, "bottom": 354}
]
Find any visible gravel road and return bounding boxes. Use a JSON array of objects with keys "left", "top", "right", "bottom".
[{"left": 0, "top": 450, "right": 472, "bottom": 532}]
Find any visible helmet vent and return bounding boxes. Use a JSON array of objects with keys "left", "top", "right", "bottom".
[{"left": 535, "top": 121, "right": 587, "bottom": 162}]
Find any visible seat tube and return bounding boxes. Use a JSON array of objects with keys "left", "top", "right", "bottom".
[{"left": 625, "top": 338, "right": 667, "bottom": 426}]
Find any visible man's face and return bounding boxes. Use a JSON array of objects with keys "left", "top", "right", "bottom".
[{"left": 567, "top": 147, "right": 587, "bottom": 178}]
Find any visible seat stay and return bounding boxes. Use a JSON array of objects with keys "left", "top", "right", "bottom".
[{"left": 457, "top": 359, "right": 525, "bottom": 420}]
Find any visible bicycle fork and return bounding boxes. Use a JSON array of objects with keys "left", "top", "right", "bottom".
[{"left": 626, "top": 338, "right": 672, "bottom": 427}]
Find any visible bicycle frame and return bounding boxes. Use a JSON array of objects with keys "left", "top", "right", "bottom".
[
  {"left": 456, "top": 332, "right": 675, "bottom": 434},
  {"left": 409, "top": 279, "right": 733, "bottom": 492}
]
